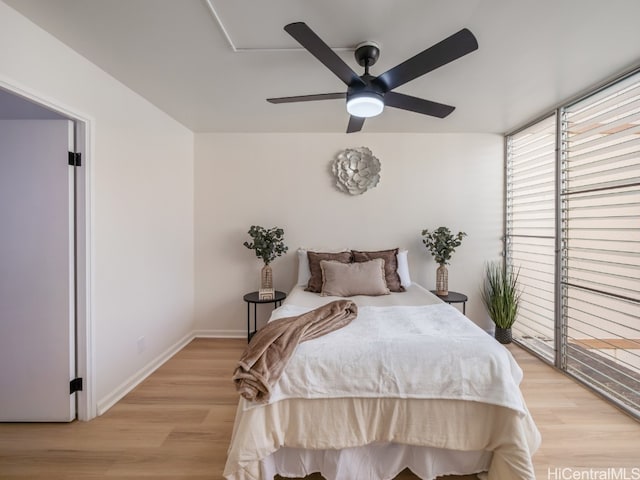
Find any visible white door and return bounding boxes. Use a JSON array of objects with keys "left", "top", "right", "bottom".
[{"left": 0, "top": 119, "right": 76, "bottom": 421}]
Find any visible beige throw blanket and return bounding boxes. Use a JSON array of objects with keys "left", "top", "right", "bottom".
[{"left": 233, "top": 299, "right": 358, "bottom": 402}]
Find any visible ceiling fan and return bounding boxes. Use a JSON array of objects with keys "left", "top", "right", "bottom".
[{"left": 267, "top": 22, "right": 478, "bottom": 133}]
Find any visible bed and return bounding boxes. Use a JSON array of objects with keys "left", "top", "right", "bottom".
[{"left": 224, "top": 249, "right": 540, "bottom": 480}]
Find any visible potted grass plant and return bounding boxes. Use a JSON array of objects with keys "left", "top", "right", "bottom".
[{"left": 481, "top": 261, "right": 521, "bottom": 344}]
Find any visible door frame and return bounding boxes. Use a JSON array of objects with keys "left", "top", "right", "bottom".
[{"left": 1, "top": 79, "right": 95, "bottom": 420}]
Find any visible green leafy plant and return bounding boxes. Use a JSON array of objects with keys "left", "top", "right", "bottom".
[
  {"left": 243, "top": 225, "right": 288, "bottom": 265},
  {"left": 481, "top": 261, "right": 521, "bottom": 329},
  {"left": 421, "top": 227, "right": 466, "bottom": 265}
]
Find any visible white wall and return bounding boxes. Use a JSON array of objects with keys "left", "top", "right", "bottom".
[
  {"left": 0, "top": 2, "right": 195, "bottom": 414},
  {"left": 195, "top": 133, "right": 503, "bottom": 335}
]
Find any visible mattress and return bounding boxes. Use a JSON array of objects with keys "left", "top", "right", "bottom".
[{"left": 224, "top": 284, "right": 540, "bottom": 480}]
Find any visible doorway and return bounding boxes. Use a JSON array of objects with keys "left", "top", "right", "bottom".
[{"left": 0, "top": 85, "right": 91, "bottom": 421}]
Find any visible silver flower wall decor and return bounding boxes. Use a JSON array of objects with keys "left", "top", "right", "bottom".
[{"left": 332, "top": 147, "right": 381, "bottom": 195}]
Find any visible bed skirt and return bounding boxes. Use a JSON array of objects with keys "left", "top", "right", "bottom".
[
  {"left": 224, "top": 396, "right": 540, "bottom": 480},
  {"left": 262, "top": 443, "right": 492, "bottom": 480}
]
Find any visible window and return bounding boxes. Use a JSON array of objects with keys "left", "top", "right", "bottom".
[
  {"left": 506, "top": 115, "right": 557, "bottom": 363},
  {"left": 506, "top": 69, "right": 640, "bottom": 418}
]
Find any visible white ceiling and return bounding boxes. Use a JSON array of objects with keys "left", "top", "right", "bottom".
[{"left": 4, "top": 0, "right": 640, "bottom": 134}]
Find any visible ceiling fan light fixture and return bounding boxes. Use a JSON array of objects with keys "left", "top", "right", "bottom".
[
  {"left": 346, "top": 93, "right": 384, "bottom": 118},
  {"left": 269, "top": 22, "right": 478, "bottom": 132}
]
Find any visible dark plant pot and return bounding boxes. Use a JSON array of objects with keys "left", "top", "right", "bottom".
[{"left": 494, "top": 327, "right": 512, "bottom": 344}]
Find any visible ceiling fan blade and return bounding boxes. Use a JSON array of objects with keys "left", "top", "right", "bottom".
[
  {"left": 384, "top": 92, "right": 455, "bottom": 118},
  {"left": 284, "top": 22, "right": 365, "bottom": 87},
  {"left": 374, "top": 28, "right": 478, "bottom": 91},
  {"left": 347, "top": 115, "right": 365, "bottom": 133},
  {"left": 267, "top": 92, "right": 346, "bottom": 104}
]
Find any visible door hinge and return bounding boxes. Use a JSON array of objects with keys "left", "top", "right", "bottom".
[
  {"left": 68, "top": 151, "right": 81, "bottom": 167},
  {"left": 70, "top": 377, "right": 83, "bottom": 394}
]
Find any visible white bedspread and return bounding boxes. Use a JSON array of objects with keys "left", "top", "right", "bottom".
[
  {"left": 259, "top": 302, "right": 526, "bottom": 415},
  {"left": 225, "top": 284, "right": 541, "bottom": 480}
]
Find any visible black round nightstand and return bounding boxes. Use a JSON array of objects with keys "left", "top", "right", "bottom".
[
  {"left": 430, "top": 291, "right": 468, "bottom": 314},
  {"left": 243, "top": 291, "right": 287, "bottom": 342}
]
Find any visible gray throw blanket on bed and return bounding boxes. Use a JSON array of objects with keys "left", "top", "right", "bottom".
[{"left": 233, "top": 299, "right": 358, "bottom": 403}]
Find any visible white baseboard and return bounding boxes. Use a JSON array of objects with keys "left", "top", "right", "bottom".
[
  {"left": 193, "top": 329, "right": 245, "bottom": 339},
  {"left": 95, "top": 329, "right": 246, "bottom": 416},
  {"left": 96, "top": 331, "right": 195, "bottom": 416}
]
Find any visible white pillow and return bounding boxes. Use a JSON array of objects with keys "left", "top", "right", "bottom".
[
  {"left": 297, "top": 248, "right": 311, "bottom": 286},
  {"left": 297, "top": 247, "right": 350, "bottom": 286},
  {"left": 320, "top": 259, "right": 390, "bottom": 297},
  {"left": 397, "top": 249, "right": 412, "bottom": 288}
]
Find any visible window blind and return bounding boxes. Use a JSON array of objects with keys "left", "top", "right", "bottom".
[
  {"left": 506, "top": 114, "right": 557, "bottom": 363},
  {"left": 506, "top": 69, "right": 640, "bottom": 419},
  {"left": 562, "top": 72, "right": 640, "bottom": 416}
]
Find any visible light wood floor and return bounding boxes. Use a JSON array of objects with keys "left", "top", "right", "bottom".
[{"left": 1, "top": 338, "right": 639, "bottom": 479}]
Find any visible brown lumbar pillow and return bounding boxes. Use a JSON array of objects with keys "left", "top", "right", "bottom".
[
  {"left": 305, "top": 251, "right": 353, "bottom": 293},
  {"left": 351, "top": 248, "right": 405, "bottom": 292},
  {"left": 320, "top": 259, "right": 390, "bottom": 297}
]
